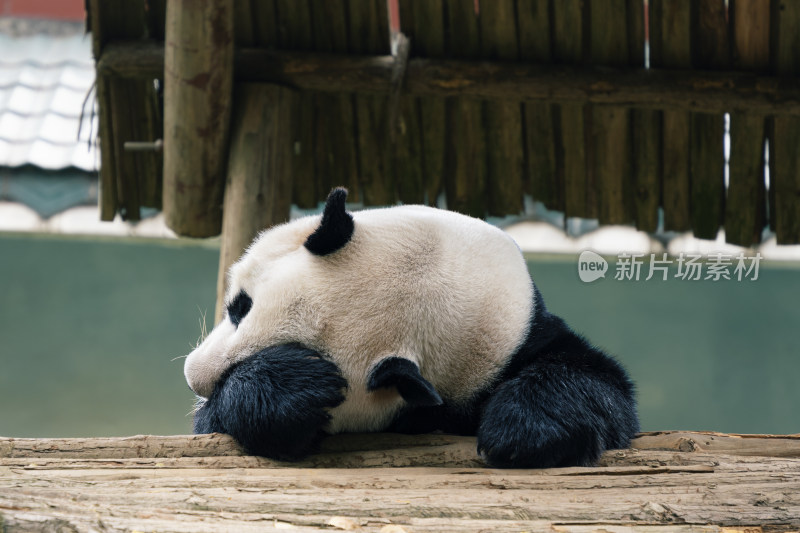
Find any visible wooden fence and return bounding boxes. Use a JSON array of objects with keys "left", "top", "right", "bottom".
[{"left": 89, "top": 0, "right": 800, "bottom": 247}]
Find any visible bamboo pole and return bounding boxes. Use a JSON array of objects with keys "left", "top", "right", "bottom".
[{"left": 162, "top": 0, "right": 234, "bottom": 237}]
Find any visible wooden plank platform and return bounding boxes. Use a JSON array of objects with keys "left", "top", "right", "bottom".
[{"left": 1, "top": 431, "right": 799, "bottom": 532}]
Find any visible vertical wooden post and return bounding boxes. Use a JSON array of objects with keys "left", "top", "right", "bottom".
[
  {"left": 726, "top": 0, "right": 769, "bottom": 246},
  {"left": 519, "top": 0, "right": 562, "bottom": 213},
  {"left": 769, "top": 0, "right": 800, "bottom": 244},
  {"left": 628, "top": 0, "right": 661, "bottom": 233},
  {"left": 689, "top": 0, "right": 728, "bottom": 239},
  {"left": 163, "top": 0, "right": 233, "bottom": 237},
  {"left": 650, "top": 0, "right": 692, "bottom": 232},
  {"left": 590, "top": 0, "right": 634, "bottom": 226},
  {"left": 401, "top": 0, "right": 446, "bottom": 206},
  {"left": 553, "top": 0, "right": 591, "bottom": 221},
  {"left": 444, "top": 0, "right": 486, "bottom": 218},
  {"left": 480, "top": 0, "right": 524, "bottom": 216},
  {"left": 311, "top": 0, "right": 360, "bottom": 204},
  {"left": 350, "top": 0, "right": 394, "bottom": 206},
  {"left": 215, "top": 85, "right": 294, "bottom": 323}
]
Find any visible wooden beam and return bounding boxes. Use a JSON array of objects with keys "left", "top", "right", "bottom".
[
  {"left": 162, "top": 0, "right": 234, "bottom": 237},
  {"left": 98, "top": 41, "right": 800, "bottom": 116}
]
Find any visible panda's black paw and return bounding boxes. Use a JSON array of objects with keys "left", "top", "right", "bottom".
[
  {"left": 476, "top": 363, "right": 638, "bottom": 469},
  {"left": 193, "top": 343, "right": 347, "bottom": 461}
]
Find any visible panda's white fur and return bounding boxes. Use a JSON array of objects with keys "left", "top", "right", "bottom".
[{"left": 185, "top": 203, "right": 534, "bottom": 433}]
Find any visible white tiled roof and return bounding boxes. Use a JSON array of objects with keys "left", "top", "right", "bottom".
[{"left": 0, "top": 32, "right": 98, "bottom": 171}]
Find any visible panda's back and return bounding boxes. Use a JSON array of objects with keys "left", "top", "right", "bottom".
[{"left": 324, "top": 205, "right": 534, "bottom": 408}]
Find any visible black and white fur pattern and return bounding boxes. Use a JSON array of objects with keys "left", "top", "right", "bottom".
[{"left": 185, "top": 188, "right": 639, "bottom": 468}]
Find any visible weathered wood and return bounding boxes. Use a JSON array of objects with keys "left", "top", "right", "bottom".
[
  {"left": 214, "top": 84, "right": 293, "bottom": 324},
  {"left": 274, "top": 0, "right": 320, "bottom": 209},
  {"left": 689, "top": 1, "right": 728, "bottom": 240},
  {"left": 1, "top": 432, "right": 799, "bottom": 532},
  {"left": 554, "top": 0, "right": 591, "bottom": 221},
  {"left": 727, "top": 0, "right": 770, "bottom": 246},
  {"left": 519, "top": 0, "right": 561, "bottom": 212},
  {"left": 350, "top": 0, "right": 393, "bottom": 207},
  {"left": 480, "top": 0, "right": 524, "bottom": 216},
  {"left": 162, "top": 0, "right": 233, "bottom": 237},
  {"left": 770, "top": 0, "right": 800, "bottom": 244},
  {"left": 731, "top": 0, "right": 770, "bottom": 70},
  {"left": 628, "top": 0, "right": 660, "bottom": 232},
  {"left": 97, "top": 41, "right": 800, "bottom": 116},
  {"left": 651, "top": 0, "right": 692, "bottom": 232},
  {"left": 590, "top": 0, "right": 634, "bottom": 226},
  {"left": 3, "top": 431, "right": 800, "bottom": 461},
  {"left": 631, "top": 109, "right": 662, "bottom": 232},
  {"left": 689, "top": 112, "right": 725, "bottom": 239},
  {"left": 402, "top": 0, "right": 446, "bottom": 205},
  {"left": 443, "top": 0, "right": 486, "bottom": 218},
  {"left": 88, "top": 0, "right": 149, "bottom": 222},
  {"left": 310, "top": 0, "right": 358, "bottom": 205}
]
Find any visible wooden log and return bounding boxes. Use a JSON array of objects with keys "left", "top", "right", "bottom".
[
  {"left": 96, "top": 41, "right": 800, "bottom": 116},
  {"left": 402, "top": 0, "right": 446, "bottom": 205},
  {"left": 3, "top": 432, "right": 800, "bottom": 461},
  {"left": 443, "top": 0, "right": 486, "bottom": 218},
  {"left": 350, "top": 0, "right": 393, "bottom": 207},
  {"left": 1, "top": 433, "right": 800, "bottom": 532},
  {"left": 214, "top": 84, "right": 293, "bottom": 324},
  {"left": 727, "top": 0, "right": 769, "bottom": 246},
  {"left": 480, "top": 0, "right": 524, "bottom": 216},
  {"left": 651, "top": 0, "right": 692, "bottom": 232},
  {"left": 689, "top": 1, "right": 728, "bottom": 240},
  {"left": 770, "top": 0, "right": 800, "bottom": 244},
  {"left": 519, "top": 0, "right": 561, "bottom": 212},
  {"left": 162, "top": 0, "right": 233, "bottom": 237},
  {"left": 590, "top": 0, "right": 634, "bottom": 226},
  {"left": 553, "top": 0, "right": 592, "bottom": 221}
]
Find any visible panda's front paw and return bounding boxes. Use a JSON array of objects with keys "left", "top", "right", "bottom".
[{"left": 193, "top": 343, "right": 347, "bottom": 461}]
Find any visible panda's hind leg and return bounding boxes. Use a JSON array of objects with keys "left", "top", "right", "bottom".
[
  {"left": 477, "top": 321, "right": 639, "bottom": 468},
  {"left": 194, "top": 343, "right": 347, "bottom": 461}
]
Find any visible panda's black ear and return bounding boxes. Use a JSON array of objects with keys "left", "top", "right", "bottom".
[
  {"left": 304, "top": 187, "right": 354, "bottom": 256},
  {"left": 367, "top": 357, "right": 443, "bottom": 407}
]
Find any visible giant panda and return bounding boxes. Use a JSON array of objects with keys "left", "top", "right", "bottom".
[{"left": 184, "top": 187, "right": 639, "bottom": 468}]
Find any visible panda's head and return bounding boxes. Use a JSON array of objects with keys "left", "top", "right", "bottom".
[{"left": 184, "top": 188, "right": 354, "bottom": 398}]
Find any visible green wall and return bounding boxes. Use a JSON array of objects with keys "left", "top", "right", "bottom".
[{"left": 0, "top": 234, "right": 798, "bottom": 437}]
